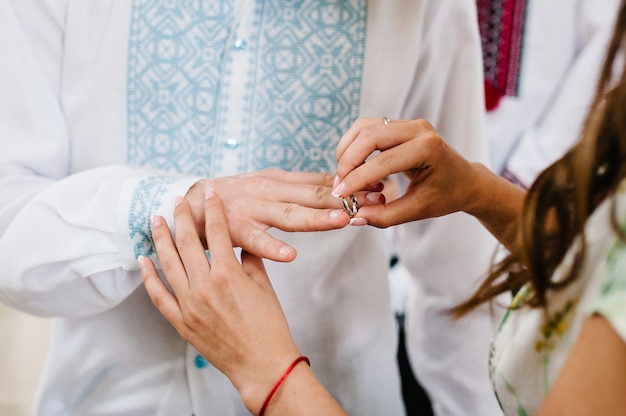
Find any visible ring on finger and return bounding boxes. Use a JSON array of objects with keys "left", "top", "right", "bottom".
[{"left": 341, "top": 194, "right": 359, "bottom": 217}]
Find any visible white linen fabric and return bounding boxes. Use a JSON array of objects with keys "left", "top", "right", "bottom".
[
  {"left": 491, "top": 180, "right": 626, "bottom": 415},
  {"left": 487, "top": 0, "right": 621, "bottom": 185},
  {"left": 0, "top": 1, "right": 500, "bottom": 415}
]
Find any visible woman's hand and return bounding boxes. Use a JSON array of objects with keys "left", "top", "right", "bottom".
[
  {"left": 333, "top": 118, "right": 482, "bottom": 225},
  {"left": 333, "top": 117, "right": 525, "bottom": 249},
  {"left": 140, "top": 189, "right": 347, "bottom": 415},
  {"left": 140, "top": 189, "right": 302, "bottom": 413}
]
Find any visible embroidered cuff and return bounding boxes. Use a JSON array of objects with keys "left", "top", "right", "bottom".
[{"left": 118, "top": 173, "right": 201, "bottom": 270}]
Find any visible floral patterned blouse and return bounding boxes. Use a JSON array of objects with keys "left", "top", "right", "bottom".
[{"left": 490, "top": 181, "right": 626, "bottom": 415}]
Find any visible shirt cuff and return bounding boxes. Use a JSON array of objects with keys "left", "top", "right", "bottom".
[{"left": 118, "top": 173, "right": 202, "bottom": 270}]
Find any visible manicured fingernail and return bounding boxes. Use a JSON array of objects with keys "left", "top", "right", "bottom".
[
  {"left": 329, "top": 209, "right": 344, "bottom": 220},
  {"left": 175, "top": 196, "right": 184, "bottom": 206},
  {"left": 332, "top": 181, "right": 346, "bottom": 198},
  {"left": 349, "top": 217, "right": 367, "bottom": 226},
  {"left": 333, "top": 175, "right": 340, "bottom": 189},
  {"left": 366, "top": 192, "right": 386, "bottom": 204},
  {"left": 151, "top": 214, "right": 162, "bottom": 227},
  {"left": 279, "top": 246, "right": 294, "bottom": 258},
  {"left": 137, "top": 255, "right": 146, "bottom": 269},
  {"left": 205, "top": 187, "right": 215, "bottom": 200}
]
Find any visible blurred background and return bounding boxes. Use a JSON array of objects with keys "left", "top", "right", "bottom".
[{"left": 0, "top": 305, "right": 50, "bottom": 416}]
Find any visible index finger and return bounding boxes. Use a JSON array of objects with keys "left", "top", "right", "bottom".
[
  {"left": 336, "top": 117, "right": 378, "bottom": 162},
  {"left": 334, "top": 121, "right": 416, "bottom": 196},
  {"left": 336, "top": 119, "right": 415, "bottom": 177},
  {"left": 139, "top": 255, "right": 185, "bottom": 330}
]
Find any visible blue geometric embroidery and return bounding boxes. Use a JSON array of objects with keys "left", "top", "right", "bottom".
[
  {"left": 247, "top": 1, "right": 367, "bottom": 172},
  {"left": 128, "top": 176, "right": 177, "bottom": 259},
  {"left": 127, "top": 1, "right": 235, "bottom": 175},
  {"left": 126, "top": 1, "right": 366, "bottom": 254},
  {"left": 127, "top": 0, "right": 367, "bottom": 176}
]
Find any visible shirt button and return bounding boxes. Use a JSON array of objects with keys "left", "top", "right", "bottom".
[
  {"left": 233, "top": 38, "right": 248, "bottom": 50},
  {"left": 225, "top": 138, "right": 239, "bottom": 149},
  {"left": 194, "top": 354, "right": 209, "bottom": 369}
]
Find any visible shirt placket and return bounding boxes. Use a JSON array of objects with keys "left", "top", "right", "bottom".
[{"left": 212, "top": 2, "right": 259, "bottom": 177}]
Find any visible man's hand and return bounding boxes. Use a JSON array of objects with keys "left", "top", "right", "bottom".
[{"left": 184, "top": 168, "right": 383, "bottom": 262}]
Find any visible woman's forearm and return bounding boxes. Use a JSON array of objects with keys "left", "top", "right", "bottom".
[
  {"left": 251, "top": 363, "right": 347, "bottom": 416},
  {"left": 465, "top": 162, "right": 526, "bottom": 253}
]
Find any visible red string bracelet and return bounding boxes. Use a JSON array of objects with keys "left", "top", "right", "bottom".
[{"left": 258, "top": 356, "right": 310, "bottom": 416}]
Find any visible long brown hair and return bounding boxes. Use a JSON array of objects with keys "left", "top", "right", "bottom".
[{"left": 453, "top": 0, "right": 626, "bottom": 315}]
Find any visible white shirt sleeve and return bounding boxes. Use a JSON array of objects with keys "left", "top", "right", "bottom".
[
  {"left": 505, "top": 0, "right": 620, "bottom": 187},
  {"left": 0, "top": 2, "right": 200, "bottom": 318}
]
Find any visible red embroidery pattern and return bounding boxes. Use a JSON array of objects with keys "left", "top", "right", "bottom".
[{"left": 477, "top": 0, "right": 528, "bottom": 111}]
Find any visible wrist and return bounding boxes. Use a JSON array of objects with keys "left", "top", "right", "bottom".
[
  {"left": 463, "top": 163, "right": 497, "bottom": 216},
  {"left": 466, "top": 162, "right": 526, "bottom": 250},
  {"left": 234, "top": 351, "right": 304, "bottom": 415},
  {"left": 257, "top": 356, "right": 310, "bottom": 416}
]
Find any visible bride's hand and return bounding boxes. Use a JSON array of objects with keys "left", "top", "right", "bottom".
[
  {"left": 333, "top": 117, "right": 483, "bottom": 227},
  {"left": 140, "top": 190, "right": 302, "bottom": 413}
]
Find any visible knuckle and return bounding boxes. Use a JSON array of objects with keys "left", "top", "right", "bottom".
[
  {"left": 148, "top": 291, "right": 164, "bottom": 309},
  {"left": 313, "top": 184, "right": 327, "bottom": 200},
  {"left": 243, "top": 175, "right": 270, "bottom": 194},
  {"left": 182, "top": 307, "right": 205, "bottom": 330},
  {"left": 424, "top": 132, "right": 444, "bottom": 151},
  {"left": 187, "top": 179, "right": 206, "bottom": 196},
  {"left": 358, "top": 126, "right": 375, "bottom": 143},
  {"left": 374, "top": 152, "right": 395, "bottom": 177},
  {"left": 353, "top": 117, "right": 368, "bottom": 128},
  {"left": 320, "top": 172, "right": 335, "bottom": 186},
  {"left": 414, "top": 118, "right": 433, "bottom": 130},
  {"left": 204, "top": 219, "right": 224, "bottom": 240},
  {"left": 263, "top": 167, "right": 280, "bottom": 176},
  {"left": 159, "top": 256, "right": 179, "bottom": 276},
  {"left": 246, "top": 227, "right": 268, "bottom": 249},
  {"left": 211, "top": 270, "right": 233, "bottom": 292},
  {"left": 379, "top": 215, "right": 392, "bottom": 229},
  {"left": 175, "top": 231, "right": 196, "bottom": 251},
  {"left": 282, "top": 203, "right": 299, "bottom": 221}
]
